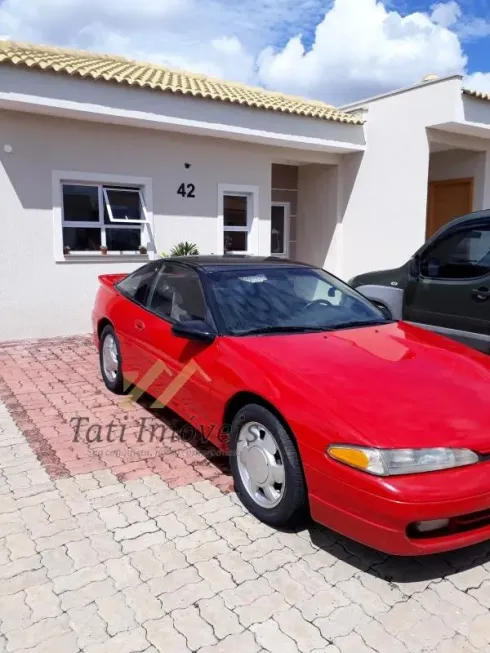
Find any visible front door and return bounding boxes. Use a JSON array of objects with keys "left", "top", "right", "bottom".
[
  {"left": 427, "top": 178, "right": 473, "bottom": 239},
  {"left": 404, "top": 219, "right": 490, "bottom": 352}
]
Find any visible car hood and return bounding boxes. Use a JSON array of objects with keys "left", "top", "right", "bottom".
[
  {"left": 349, "top": 262, "right": 409, "bottom": 289},
  {"left": 231, "top": 322, "right": 490, "bottom": 451}
]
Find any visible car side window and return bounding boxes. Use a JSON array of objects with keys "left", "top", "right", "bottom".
[
  {"left": 116, "top": 261, "right": 162, "bottom": 305},
  {"left": 420, "top": 225, "right": 490, "bottom": 280},
  {"left": 148, "top": 264, "right": 207, "bottom": 322}
]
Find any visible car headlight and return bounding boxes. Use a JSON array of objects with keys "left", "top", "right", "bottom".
[{"left": 327, "top": 445, "right": 479, "bottom": 476}]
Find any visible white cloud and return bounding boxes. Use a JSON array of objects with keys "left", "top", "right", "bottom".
[
  {"left": 0, "top": 0, "right": 487, "bottom": 105},
  {"left": 465, "top": 71, "right": 490, "bottom": 92},
  {"left": 456, "top": 17, "right": 490, "bottom": 41},
  {"left": 430, "top": 1, "right": 461, "bottom": 28},
  {"left": 257, "top": 0, "right": 466, "bottom": 104}
]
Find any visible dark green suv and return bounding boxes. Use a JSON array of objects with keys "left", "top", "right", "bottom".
[{"left": 349, "top": 211, "right": 490, "bottom": 354}]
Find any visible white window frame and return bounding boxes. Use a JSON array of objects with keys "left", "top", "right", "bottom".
[
  {"left": 103, "top": 187, "right": 150, "bottom": 224},
  {"left": 217, "top": 184, "right": 259, "bottom": 255},
  {"left": 52, "top": 171, "right": 154, "bottom": 262},
  {"left": 270, "top": 201, "right": 290, "bottom": 258}
]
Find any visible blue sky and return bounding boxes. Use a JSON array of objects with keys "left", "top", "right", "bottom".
[{"left": 1, "top": 0, "right": 490, "bottom": 104}]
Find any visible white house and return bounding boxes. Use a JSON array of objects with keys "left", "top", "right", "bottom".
[
  {"left": 340, "top": 76, "right": 490, "bottom": 283},
  {"left": 1, "top": 40, "right": 490, "bottom": 341}
]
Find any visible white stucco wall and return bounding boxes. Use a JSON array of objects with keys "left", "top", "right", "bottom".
[
  {"left": 463, "top": 95, "right": 490, "bottom": 127},
  {"left": 482, "top": 152, "right": 490, "bottom": 209},
  {"left": 340, "top": 78, "right": 464, "bottom": 281},
  {"left": 0, "top": 111, "right": 286, "bottom": 340},
  {"left": 429, "top": 149, "right": 486, "bottom": 210},
  {"left": 296, "top": 164, "right": 341, "bottom": 273}
]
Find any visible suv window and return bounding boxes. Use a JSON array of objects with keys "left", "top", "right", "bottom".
[
  {"left": 421, "top": 226, "right": 490, "bottom": 279},
  {"left": 148, "top": 264, "right": 207, "bottom": 322},
  {"left": 116, "top": 261, "right": 162, "bottom": 305}
]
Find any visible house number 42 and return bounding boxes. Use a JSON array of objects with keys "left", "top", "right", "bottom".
[{"left": 177, "top": 183, "right": 195, "bottom": 198}]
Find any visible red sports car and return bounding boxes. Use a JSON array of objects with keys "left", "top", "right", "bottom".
[{"left": 92, "top": 256, "right": 490, "bottom": 555}]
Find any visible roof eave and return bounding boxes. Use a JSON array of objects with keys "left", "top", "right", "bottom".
[
  {"left": 0, "top": 66, "right": 366, "bottom": 155},
  {"left": 341, "top": 74, "right": 464, "bottom": 111}
]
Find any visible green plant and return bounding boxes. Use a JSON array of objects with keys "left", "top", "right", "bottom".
[{"left": 169, "top": 242, "right": 199, "bottom": 256}]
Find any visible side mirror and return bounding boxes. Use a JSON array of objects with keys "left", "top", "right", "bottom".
[
  {"left": 408, "top": 255, "right": 420, "bottom": 277},
  {"left": 171, "top": 319, "right": 217, "bottom": 343}
]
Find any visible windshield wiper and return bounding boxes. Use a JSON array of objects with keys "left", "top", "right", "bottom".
[
  {"left": 327, "top": 319, "right": 394, "bottom": 331},
  {"left": 236, "top": 325, "right": 329, "bottom": 336}
]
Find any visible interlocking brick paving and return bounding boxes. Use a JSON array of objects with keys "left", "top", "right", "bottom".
[
  {"left": 0, "top": 398, "right": 490, "bottom": 653},
  {"left": 0, "top": 336, "right": 232, "bottom": 491}
]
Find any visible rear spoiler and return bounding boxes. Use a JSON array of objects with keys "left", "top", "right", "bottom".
[{"left": 98, "top": 273, "right": 127, "bottom": 289}]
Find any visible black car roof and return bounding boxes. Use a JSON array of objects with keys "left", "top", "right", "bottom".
[
  {"left": 162, "top": 255, "right": 312, "bottom": 272},
  {"left": 432, "top": 209, "right": 490, "bottom": 235}
]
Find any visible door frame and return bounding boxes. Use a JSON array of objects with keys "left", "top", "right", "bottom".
[
  {"left": 426, "top": 177, "right": 474, "bottom": 240},
  {"left": 270, "top": 201, "right": 291, "bottom": 258}
]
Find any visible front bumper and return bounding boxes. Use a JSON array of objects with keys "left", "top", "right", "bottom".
[{"left": 306, "top": 462, "right": 490, "bottom": 555}]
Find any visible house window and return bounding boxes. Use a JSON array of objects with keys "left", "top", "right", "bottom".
[
  {"left": 217, "top": 184, "right": 259, "bottom": 255},
  {"left": 271, "top": 203, "right": 290, "bottom": 257},
  {"left": 61, "top": 183, "right": 148, "bottom": 254}
]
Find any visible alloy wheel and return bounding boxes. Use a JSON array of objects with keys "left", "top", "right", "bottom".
[{"left": 102, "top": 334, "right": 119, "bottom": 382}]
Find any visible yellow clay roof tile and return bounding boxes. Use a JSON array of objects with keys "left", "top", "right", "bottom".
[
  {"left": 0, "top": 40, "right": 363, "bottom": 125},
  {"left": 463, "top": 88, "right": 490, "bottom": 101}
]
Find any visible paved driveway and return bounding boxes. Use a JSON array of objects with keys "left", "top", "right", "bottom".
[{"left": 0, "top": 337, "right": 489, "bottom": 653}]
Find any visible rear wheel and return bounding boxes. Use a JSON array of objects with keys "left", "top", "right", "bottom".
[
  {"left": 229, "top": 403, "right": 307, "bottom": 528},
  {"left": 99, "top": 325, "right": 124, "bottom": 394}
]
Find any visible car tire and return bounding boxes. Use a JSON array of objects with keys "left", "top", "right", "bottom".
[
  {"left": 229, "top": 403, "right": 307, "bottom": 528},
  {"left": 99, "top": 325, "right": 125, "bottom": 394}
]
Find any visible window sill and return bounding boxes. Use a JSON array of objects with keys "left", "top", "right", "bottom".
[{"left": 57, "top": 254, "right": 151, "bottom": 264}]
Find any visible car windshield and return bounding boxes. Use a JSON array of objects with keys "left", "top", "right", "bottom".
[{"left": 207, "top": 266, "right": 390, "bottom": 336}]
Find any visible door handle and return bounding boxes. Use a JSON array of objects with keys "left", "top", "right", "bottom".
[
  {"left": 134, "top": 320, "right": 146, "bottom": 331},
  {"left": 472, "top": 286, "right": 490, "bottom": 301}
]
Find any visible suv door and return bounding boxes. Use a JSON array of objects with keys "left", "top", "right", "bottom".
[{"left": 403, "top": 219, "right": 490, "bottom": 353}]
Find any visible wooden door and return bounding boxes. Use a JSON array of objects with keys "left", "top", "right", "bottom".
[{"left": 427, "top": 178, "right": 473, "bottom": 239}]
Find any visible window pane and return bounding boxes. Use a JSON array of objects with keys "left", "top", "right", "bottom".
[
  {"left": 224, "top": 231, "right": 247, "bottom": 252},
  {"left": 106, "top": 228, "right": 141, "bottom": 251},
  {"left": 421, "top": 226, "right": 490, "bottom": 279},
  {"left": 224, "top": 195, "right": 247, "bottom": 227},
  {"left": 105, "top": 188, "right": 143, "bottom": 222},
  {"left": 117, "top": 261, "right": 162, "bottom": 305},
  {"left": 149, "top": 264, "right": 206, "bottom": 322},
  {"left": 63, "top": 227, "right": 101, "bottom": 251},
  {"left": 63, "top": 185, "right": 99, "bottom": 222},
  {"left": 271, "top": 205, "right": 285, "bottom": 254}
]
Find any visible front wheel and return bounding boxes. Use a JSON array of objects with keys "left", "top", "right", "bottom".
[{"left": 229, "top": 403, "right": 307, "bottom": 528}]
